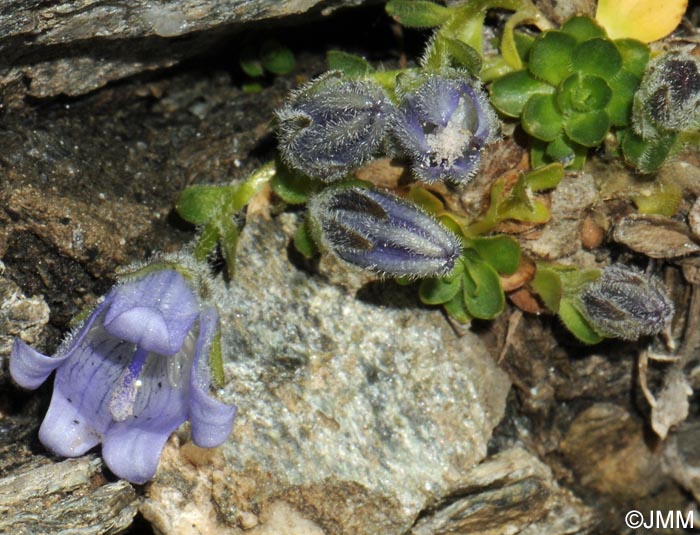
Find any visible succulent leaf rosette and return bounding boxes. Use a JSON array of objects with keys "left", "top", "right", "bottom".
[
  {"left": 392, "top": 70, "right": 499, "bottom": 183},
  {"left": 9, "top": 259, "right": 237, "bottom": 484},
  {"left": 490, "top": 15, "right": 649, "bottom": 168}
]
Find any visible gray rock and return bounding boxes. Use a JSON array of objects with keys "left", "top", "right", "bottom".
[
  {"left": 142, "top": 213, "right": 511, "bottom": 535},
  {"left": 0, "top": 0, "right": 372, "bottom": 104},
  {"left": 411, "top": 447, "right": 595, "bottom": 535}
]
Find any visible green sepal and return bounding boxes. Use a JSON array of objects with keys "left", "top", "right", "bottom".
[
  {"left": 524, "top": 162, "right": 564, "bottom": 191},
  {"left": 560, "top": 15, "right": 606, "bottom": 42},
  {"left": 522, "top": 93, "right": 564, "bottom": 142},
  {"left": 462, "top": 249, "right": 505, "bottom": 320},
  {"left": 468, "top": 235, "right": 521, "bottom": 275},
  {"left": 571, "top": 38, "right": 622, "bottom": 79},
  {"left": 559, "top": 298, "right": 604, "bottom": 344},
  {"left": 386, "top": 0, "right": 452, "bottom": 28},
  {"left": 259, "top": 40, "right": 295, "bottom": 75},
  {"left": 443, "top": 291, "right": 472, "bottom": 324},
  {"left": 565, "top": 109, "right": 610, "bottom": 147},
  {"left": 615, "top": 38, "right": 649, "bottom": 78},
  {"left": 326, "top": 50, "right": 375, "bottom": 77},
  {"left": 530, "top": 266, "right": 563, "bottom": 312},
  {"left": 176, "top": 185, "right": 234, "bottom": 225},
  {"left": 528, "top": 31, "right": 576, "bottom": 85},
  {"left": 442, "top": 36, "right": 483, "bottom": 75},
  {"left": 293, "top": 217, "right": 318, "bottom": 259},
  {"left": 490, "top": 69, "right": 553, "bottom": 117},
  {"left": 209, "top": 329, "right": 225, "bottom": 389},
  {"left": 419, "top": 260, "right": 465, "bottom": 305}
]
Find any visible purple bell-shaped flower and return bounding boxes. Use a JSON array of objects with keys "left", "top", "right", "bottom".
[{"left": 10, "top": 262, "right": 237, "bottom": 484}]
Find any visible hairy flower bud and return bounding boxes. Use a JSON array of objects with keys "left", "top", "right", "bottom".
[
  {"left": 578, "top": 264, "right": 674, "bottom": 340},
  {"left": 307, "top": 186, "right": 463, "bottom": 277},
  {"left": 633, "top": 50, "right": 700, "bottom": 139},
  {"left": 392, "top": 72, "right": 499, "bottom": 184},
  {"left": 276, "top": 72, "right": 394, "bottom": 182}
]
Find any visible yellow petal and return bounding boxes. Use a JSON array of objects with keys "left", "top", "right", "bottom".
[{"left": 596, "top": 0, "right": 687, "bottom": 43}]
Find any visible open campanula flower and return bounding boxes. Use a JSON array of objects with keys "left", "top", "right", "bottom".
[
  {"left": 276, "top": 71, "right": 394, "bottom": 182},
  {"left": 392, "top": 71, "right": 499, "bottom": 184},
  {"left": 307, "top": 186, "right": 463, "bottom": 277},
  {"left": 578, "top": 263, "right": 674, "bottom": 340},
  {"left": 9, "top": 261, "right": 237, "bottom": 484}
]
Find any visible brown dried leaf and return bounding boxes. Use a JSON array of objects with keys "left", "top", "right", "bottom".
[
  {"left": 500, "top": 255, "right": 536, "bottom": 292},
  {"left": 612, "top": 214, "right": 700, "bottom": 258},
  {"left": 508, "top": 286, "right": 545, "bottom": 314}
]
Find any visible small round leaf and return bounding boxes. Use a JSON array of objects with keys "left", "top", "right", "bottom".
[
  {"left": 557, "top": 73, "right": 612, "bottom": 113},
  {"left": 565, "top": 109, "right": 610, "bottom": 146},
  {"left": 260, "top": 41, "right": 295, "bottom": 75},
  {"left": 606, "top": 70, "right": 641, "bottom": 126},
  {"left": 572, "top": 38, "right": 622, "bottom": 78},
  {"left": 615, "top": 38, "right": 650, "bottom": 77},
  {"left": 529, "top": 31, "right": 576, "bottom": 85},
  {"left": 490, "top": 70, "right": 553, "bottom": 117},
  {"left": 560, "top": 15, "right": 607, "bottom": 42},
  {"left": 522, "top": 93, "right": 564, "bottom": 142}
]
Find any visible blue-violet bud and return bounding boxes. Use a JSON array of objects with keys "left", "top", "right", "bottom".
[
  {"left": 633, "top": 50, "right": 700, "bottom": 139},
  {"left": 9, "top": 259, "right": 237, "bottom": 484},
  {"left": 276, "top": 71, "right": 394, "bottom": 182},
  {"left": 307, "top": 186, "right": 463, "bottom": 277},
  {"left": 392, "top": 72, "right": 499, "bottom": 184},
  {"left": 578, "top": 263, "right": 674, "bottom": 340}
]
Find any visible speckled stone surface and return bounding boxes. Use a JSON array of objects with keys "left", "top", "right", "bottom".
[{"left": 142, "top": 213, "right": 511, "bottom": 535}]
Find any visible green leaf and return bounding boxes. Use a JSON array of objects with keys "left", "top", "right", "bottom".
[
  {"left": 468, "top": 235, "right": 521, "bottom": 275},
  {"left": 386, "top": 0, "right": 452, "bottom": 28},
  {"left": 242, "top": 82, "right": 263, "bottom": 93},
  {"left": 271, "top": 165, "right": 321, "bottom": 204},
  {"left": 545, "top": 135, "right": 577, "bottom": 164},
  {"left": 560, "top": 15, "right": 607, "bottom": 42},
  {"left": 524, "top": 163, "right": 564, "bottom": 191},
  {"left": 194, "top": 220, "right": 221, "bottom": 263},
  {"left": 326, "top": 50, "right": 374, "bottom": 77},
  {"left": 294, "top": 218, "right": 318, "bottom": 259},
  {"left": 556, "top": 73, "right": 612, "bottom": 113},
  {"left": 530, "top": 266, "right": 562, "bottom": 312},
  {"left": 442, "top": 36, "right": 482, "bottom": 75},
  {"left": 559, "top": 298, "right": 604, "bottom": 344},
  {"left": 260, "top": 40, "right": 295, "bottom": 75},
  {"left": 605, "top": 69, "right": 641, "bottom": 126},
  {"left": 219, "top": 217, "right": 240, "bottom": 279},
  {"left": 420, "top": 274, "right": 463, "bottom": 305},
  {"left": 462, "top": 250, "right": 505, "bottom": 320},
  {"left": 407, "top": 187, "right": 445, "bottom": 215},
  {"left": 490, "top": 69, "right": 553, "bottom": 117},
  {"left": 565, "top": 110, "right": 610, "bottom": 146},
  {"left": 615, "top": 38, "right": 650, "bottom": 78},
  {"left": 621, "top": 128, "right": 678, "bottom": 174},
  {"left": 443, "top": 292, "right": 472, "bottom": 323},
  {"left": 571, "top": 38, "right": 622, "bottom": 79},
  {"left": 176, "top": 185, "right": 233, "bottom": 225},
  {"left": 529, "top": 31, "right": 576, "bottom": 85},
  {"left": 522, "top": 93, "right": 564, "bottom": 142},
  {"left": 502, "top": 198, "right": 551, "bottom": 223},
  {"left": 240, "top": 44, "right": 264, "bottom": 77}
]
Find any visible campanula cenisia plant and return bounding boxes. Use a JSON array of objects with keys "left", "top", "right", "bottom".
[
  {"left": 392, "top": 71, "right": 499, "bottom": 183},
  {"left": 276, "top": 71, "right": 395, "bottom": 182},
  {"left": 9, "top": 259, "right": 236, "bottom": 484},
  {"left": 307, "top": 186, "right": 463, "bottom": 278},
  {"left": 490, "top": 15, "right": 649, "bottom": 168}
]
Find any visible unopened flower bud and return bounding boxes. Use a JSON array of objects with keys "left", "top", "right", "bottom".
[
  {"left": 633, "top": 50, "right": 700, "bottom": 138},
  {"left": 579, "top": 264, "right": 674, "bottom": 340},
  {"left": 276, "top": 72, "right": 394, "bottom": 182},
  {"left": 392, "top": 72, "right": 499, "bottom": 184},
  {"left": 308, "top": 186, "right": 463, "bottom": 277}
]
